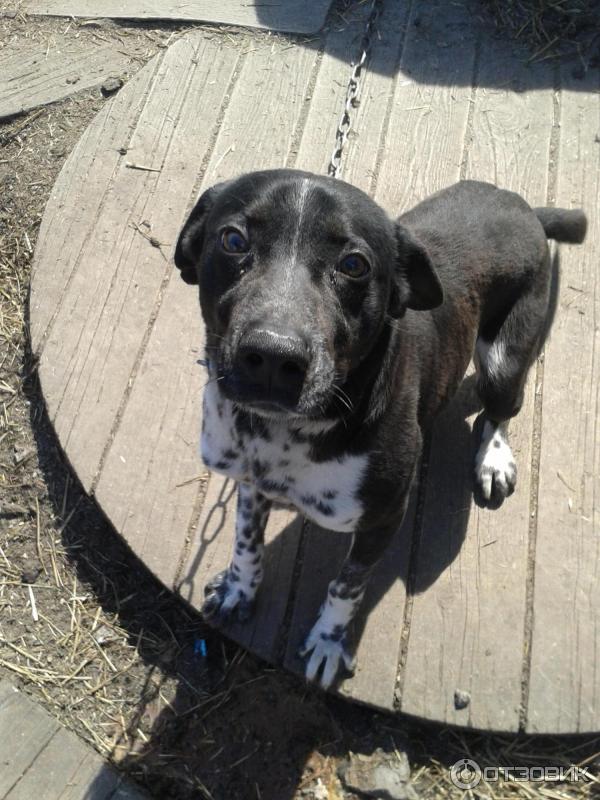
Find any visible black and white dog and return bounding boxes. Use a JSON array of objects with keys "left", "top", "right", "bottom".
[{"left": 175, "top": 170, "right": 586, "bottom": 689}]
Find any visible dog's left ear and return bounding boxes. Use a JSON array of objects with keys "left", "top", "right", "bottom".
[
  {"left": 174, "top": 182, "right": 229, "bottom": 285},
  {"left": 390, "top": 222, "right": 444, "bottom": 315}
]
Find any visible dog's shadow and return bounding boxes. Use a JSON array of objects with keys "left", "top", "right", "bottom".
[{"left": 349, "top": 373, "right": 483, "bottom": 645}]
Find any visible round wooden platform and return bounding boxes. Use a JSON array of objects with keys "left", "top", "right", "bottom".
[{"left": 29, "top": 5, "right": 600, "bottom": 734}]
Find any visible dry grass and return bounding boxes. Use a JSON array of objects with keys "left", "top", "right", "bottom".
[
  {"left": 482, "top": 0, "right": 600, "bottom": 66},
  {"left": 1, "top": 9, "right": 600, "bottom": 800}
]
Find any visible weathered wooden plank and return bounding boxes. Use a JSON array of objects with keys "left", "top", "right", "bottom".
[
  {"left": 283, "top": 526, "right": 351, "bottom": 675},
  {"left": 0, "top": 680, "right": 147, "bottom": 800},
  {"left": 5, "top": 727, "right": 98, "bottom": 800},
  {"left": 5, "top": 733, "right": 147, "bottom": 800},
  {"left": 90, "top": 36, "right": 241, "bottom": 584},
  {"left": 312, "top": 0, "right": 416, "bottom": 708},
  {"left": 294, "top": 0, "right": 412, "bottom": 190},
  {"left": 339, "top": 0, "right": 482, "bottom": 710},
  {"left": 194, "top": 40, "right": 319, "bottom": 185},
  {"left": 374, "top": 0, "right": 477, "bottom": 214},
  {"left": 0, "top": 679, "right": 16, "bottom": 707},
  {"left": 526, "top": 75, "right": 600, "bottom": 734},
  {"left": 0, "top": 38, "right": 131, "bottom": 120},
  {"left": 97, "top": 37, "right": 317, "bottom": 591},
  {"left": 400, "top": 42, "right": 554, "bottom": 730},
  {"left": 29, "top": 59, "right": 159, "bottom": 353},
  {"left": 178, "top": 475, "right": 238, "bottom": 606},
  {"left": 0, "top": 682, "right": 59, "bottom": 797},
  {"left": 37, "top": 34, "right": 239, "bottom": 492},
  {"left": 92, "top": 277, "right": 206, "bottom": 587},
  {"left": 3, "top": 0, "right": 333, "bottom": 34},
  {"left": 58, "top": 750, "right": 147, "bottom": 800},
  {"left": 52, "top": 751, "right": 124, "bottom": 800},
  {"left": 333, "top": 1, "right": 410, "bottom": 191}
]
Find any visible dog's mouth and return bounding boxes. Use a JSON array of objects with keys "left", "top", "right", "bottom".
[
  {"left": 219, "top": 370, "right": 310, "bottom": 418},
  {"left": 216, "top": 359, "right": 343, "bottom": 423}
]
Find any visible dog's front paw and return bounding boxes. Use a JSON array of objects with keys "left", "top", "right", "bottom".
[
  {"left": 202, "top": 569, "right": 256, "bottom": 624},
  {"left": 299, "top": 623, "right": 356, "bottom": 689},
  {"left": 475, "top": 423, "right": 517, "bottom": 507}
]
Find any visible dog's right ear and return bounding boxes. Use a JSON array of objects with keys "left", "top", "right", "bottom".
[{"left": 174, "top": 183, "right": 227, "bottom": 285}]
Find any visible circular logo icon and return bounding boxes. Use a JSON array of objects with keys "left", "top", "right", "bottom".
[{"left": 450, "top": 758, "right": 482, "bottom": 790}]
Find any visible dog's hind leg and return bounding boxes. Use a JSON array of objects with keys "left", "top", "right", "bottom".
[
  {"left": 473, "top": 416, "right": 517, "bottom": 506},
  {"left": 474, "top": 282, "right": 550, "bottom": 507},
  {"left": 202, "top": 483, "right": 271, "bottom": 623}
]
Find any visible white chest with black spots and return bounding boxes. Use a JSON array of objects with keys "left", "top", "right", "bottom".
[{"left": 201, "top": 382, "right": 367, "bottom": 532}]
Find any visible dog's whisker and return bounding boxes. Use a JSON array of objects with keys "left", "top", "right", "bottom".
[
  {"left": 206, "top": 331, "right": 228, "bottom": 343},
  {"left": 335, "top": 385, "right": 354, "bottom": 411},
  {"left": 333, "top": 393, "right": 352, "bottom": 414},
  {"left": 200, "top": 375, "right": 225, "bottom": 391},
  {"left": 332, "top": 385, "right": 353, "bottom": 413}
]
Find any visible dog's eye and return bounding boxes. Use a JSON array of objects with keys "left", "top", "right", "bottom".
[
  {"left": 337, "top": 253, "right": 370, "bottom": 279},
  {"left": 220, "top": 228, "right": 249, "bottom": 254}
]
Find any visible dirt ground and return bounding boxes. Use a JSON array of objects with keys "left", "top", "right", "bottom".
[{"left": 1, "top": 6, "right": 600, "bottom": 800}]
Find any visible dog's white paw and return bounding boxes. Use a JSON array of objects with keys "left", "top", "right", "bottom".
[
  {"left": 475, "top": 421, "right": 517, "bottom": 503},
  {"left": 202, "top": 569, "right": 256, "bottom": 624},
  {"left": 299, "top": 622, "right": 356, "bottom": 689}
]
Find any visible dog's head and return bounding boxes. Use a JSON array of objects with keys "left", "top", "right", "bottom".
[{"left": 175, "top": 169, "right": 442, "bottom": 420}]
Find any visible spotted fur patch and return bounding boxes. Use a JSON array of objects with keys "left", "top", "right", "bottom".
[{"left": 201, "top": 381, "right": 367, "bottom": 532}]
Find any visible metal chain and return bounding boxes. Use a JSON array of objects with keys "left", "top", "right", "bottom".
[{"left": 327, "top": 0, "right": 385, "bottom": 179}]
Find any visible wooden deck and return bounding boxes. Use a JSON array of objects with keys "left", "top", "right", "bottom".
[
  {"left": 0, "top": 38, "right": 133, "bottom": 121},
  {"left": 28, "top": 1, "right": 600, "bottom": 733},
  {"left": 2, "top": 0, "right": 333, "bottom": 34},
  {"left": 0, "top": 679, "right": 147, "bottom": 799}
]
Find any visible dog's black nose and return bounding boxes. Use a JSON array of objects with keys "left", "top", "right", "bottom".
[{"left": 235, "top": 327, "right": 309, "bottom": 401}]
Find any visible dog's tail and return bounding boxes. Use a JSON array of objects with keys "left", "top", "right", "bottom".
[{"left": 534, "top": 207, "right": 587, "bottom": 244}]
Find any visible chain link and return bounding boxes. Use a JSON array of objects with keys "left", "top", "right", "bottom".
[{"left": 327, "top": 0, "right": 384, "bottom": 179}]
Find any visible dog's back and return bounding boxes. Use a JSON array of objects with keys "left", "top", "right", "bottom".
[
  {"left": 398, "top": 180, "right": 586, "bottom": 333},
  {"left": 396, "top": 180, "right": 587, "bottom": 425}
]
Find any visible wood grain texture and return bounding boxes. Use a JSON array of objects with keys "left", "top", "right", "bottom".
[
  {"left": 336, "top": 1, "right": 410, "bottom": 193},
  {"left": 91, "top": 34, "right": 241, "bottom": 587},
  {"left": 373, "top": 0, "right": 477, "bottom": 215},
  {"left": 0, "top": 682, "right": 59, "bottom": 797},
  {"left": 28, "top": 59, "right": 158, "bottom": 353},
  {"left": 526, "top": 74, "right": 600, "bottom": 734},
  {"left": 292, "top": 0, "right": 402, "bottom": 177},
  {"left": 35, "top": 35, "right": 239, "bottom": 491},
  {"left": 0, "top": 680, "right": 146, "bottom": 799},
  {"left": 2, "top": 0, "right": 333, "bottom": 34},
  {"left": 400, "top": 37, "right": 554, "bottom": 732},
  {"left": 0, "top": 39, "right": 131, "bottom": 120}
]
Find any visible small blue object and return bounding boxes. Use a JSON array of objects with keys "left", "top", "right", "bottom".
[{"left": 194, "top": 638, "right": 208, "bottom": 658}]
